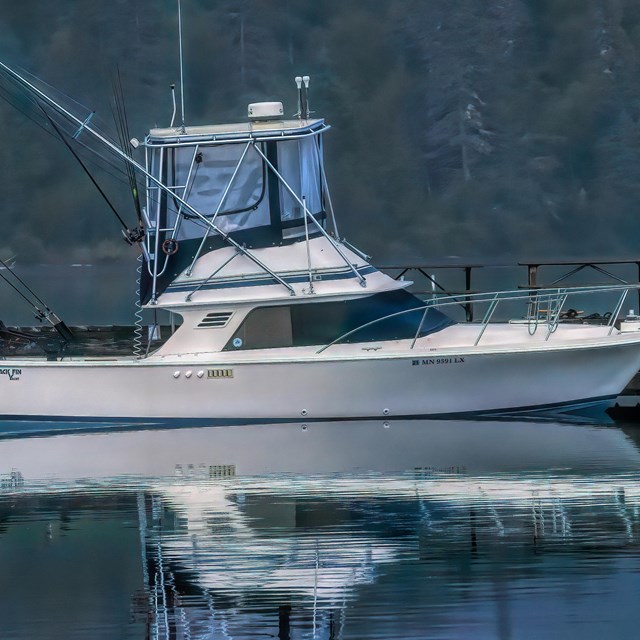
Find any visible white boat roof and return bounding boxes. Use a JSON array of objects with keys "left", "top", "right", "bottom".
[{"left": 147, "top": 118, "right": 326, "bottom": 143}]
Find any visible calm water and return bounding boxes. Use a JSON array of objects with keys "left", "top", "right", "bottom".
[{"left": 2, "top": 418, "right": 640, "bottom": 639}]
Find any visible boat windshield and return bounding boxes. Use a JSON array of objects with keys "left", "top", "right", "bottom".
[{"left": 167, "top": 143, "right": 270, "bottom": 237}]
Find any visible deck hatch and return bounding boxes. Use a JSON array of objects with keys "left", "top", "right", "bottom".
[{"left": 198, "top": 311, "right": 233, "bottom": 328}]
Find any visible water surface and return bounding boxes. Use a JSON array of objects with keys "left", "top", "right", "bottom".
[{"left": 2, "top": 418, "right": 640, "bottom": 639}]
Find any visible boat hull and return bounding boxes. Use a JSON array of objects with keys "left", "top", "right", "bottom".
[{"left": 1, "top": 338, "right": 640, "bottom": 429}]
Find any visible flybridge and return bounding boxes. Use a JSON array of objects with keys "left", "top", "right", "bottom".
[{"left": 138, "top": 100, "right": 351, "bottom": 304}]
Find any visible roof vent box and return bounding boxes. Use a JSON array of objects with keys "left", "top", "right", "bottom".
[{"left": 248, "top": 102, "right": 284, "bottom": 121}]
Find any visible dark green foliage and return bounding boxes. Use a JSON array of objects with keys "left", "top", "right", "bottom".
[{"left": 1, "top": 0, "right": 640, "bottom": 263}]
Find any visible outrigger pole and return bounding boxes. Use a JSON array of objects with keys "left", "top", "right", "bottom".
[{"left": 0, "top": 60, "right": 296, "bottom": 298}]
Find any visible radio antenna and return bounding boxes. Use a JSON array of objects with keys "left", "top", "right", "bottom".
[{"left": 178, "top": 0, "right": 186, "bottom": 131}]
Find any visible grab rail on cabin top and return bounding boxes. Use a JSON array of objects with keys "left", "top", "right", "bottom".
[{"left": 315, "top": 283, "right": 640, "bottom": 354}]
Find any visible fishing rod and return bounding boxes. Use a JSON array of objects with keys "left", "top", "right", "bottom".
[
  {"left": 1, "top": 72, "right": 143, "bottom": 241},
  {"left": 40, "top": 104, "right": 136, "bottom": 238},
  {"left": 2, "top": 76, "right": 197, "bottom": 240},
  {"left": 0, "top": 75, "right": 133, "bottom": 181},
  {"left": 0, "top": 60, "right": 213, "bottom": 222},
  {"left": 0, "top": 257, "right": 73, "bottom": 342},
  {"left": 111, "top": 68, "right": 144, "bottom": 236}
]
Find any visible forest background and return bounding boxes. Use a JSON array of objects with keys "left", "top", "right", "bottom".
[{"left": 1, "top": 0, "right": 640, "bottom": 265}]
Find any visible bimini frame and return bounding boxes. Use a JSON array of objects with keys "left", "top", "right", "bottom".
[{"left": 142, "top": 121, "right": 364, "bottom": 303}]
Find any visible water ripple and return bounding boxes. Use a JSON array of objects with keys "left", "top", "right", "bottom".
[{"left": 2, "top": 418, "right": 640, "bottom": 638}]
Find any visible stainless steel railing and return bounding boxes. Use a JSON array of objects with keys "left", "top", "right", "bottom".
[{"left": 316, "top": 283, "right": 640, "bottom": 354}]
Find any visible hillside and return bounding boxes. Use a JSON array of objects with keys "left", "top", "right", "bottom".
[{"left": 1, "top": 0, "right": 640, "bottom": 264}]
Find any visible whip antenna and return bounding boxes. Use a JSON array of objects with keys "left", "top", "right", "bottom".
[{"left": 178, "top": 0, "right": 186, "bottom": 132}]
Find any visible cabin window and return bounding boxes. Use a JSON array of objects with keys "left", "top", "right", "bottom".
[
  {"left": 224, "top": 290, "right": 454, "bottom": 350},
  {"left": 229, "top": 306, "right": 293, "bottom": 350}
]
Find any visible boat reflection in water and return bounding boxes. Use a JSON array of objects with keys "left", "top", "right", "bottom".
[{"left": 2, "top": 418, "right": 640, "bottom": 639}]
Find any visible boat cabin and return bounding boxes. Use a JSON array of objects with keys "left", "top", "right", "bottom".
[{"left": 138, "top": 97, "right": 456, "bottom": 358}]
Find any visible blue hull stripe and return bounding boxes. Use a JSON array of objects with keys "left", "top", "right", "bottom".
[{"left": 0, "top": 395, "right": 618, "bottom": 439}]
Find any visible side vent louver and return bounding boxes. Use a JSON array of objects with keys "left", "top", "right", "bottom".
[{"left": 197, "top": 312, "right": 233, "bottom": 328}]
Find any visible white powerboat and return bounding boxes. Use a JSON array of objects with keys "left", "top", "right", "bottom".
[{"left": 1, "top": 61, "right": 640, "bottom": 426}]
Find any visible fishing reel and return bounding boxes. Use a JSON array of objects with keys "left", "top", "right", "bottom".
[{"left": 122, "top": 225, "right": 145, "bottom": 246}]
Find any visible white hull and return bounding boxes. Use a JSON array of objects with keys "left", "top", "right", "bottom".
[{"left": 3, "top": 328, "right": 640, "bottom": 426}]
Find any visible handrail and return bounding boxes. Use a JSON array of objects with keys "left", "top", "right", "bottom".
[
  {"left": 544, "top": 289, "right": 568, "bottom": 341},
  {"left": 185, "top": 141, "right": 252, "bottom": 277},
  {"left": 473, "top": 293, "right": 500, "bottom": 346},
  {"left": 252, "top": 144, "right": 367, "bottom": 287},
  {"left": 315, "top": 283, "right": 640, "bottom": 354},
  {"left": 608, "top": 289, "right": 629, "bottom": 336},
  {"left": 145, "top": 123, "right": 331, "bottom": 148}
]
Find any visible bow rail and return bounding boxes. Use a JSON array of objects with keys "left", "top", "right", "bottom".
[{"left": 316, "top": 283, "right": 640, "bottom": 354}]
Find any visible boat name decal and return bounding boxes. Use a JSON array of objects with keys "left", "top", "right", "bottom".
[
  {"left": 412, "top": 357, "right": 465, "bottom": 366},
  {"left": 0, "top": 368, "right": 21, "bottom": 381},
  {"left": 208, "top": 368, "right": 234, "bottom": 379}
]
